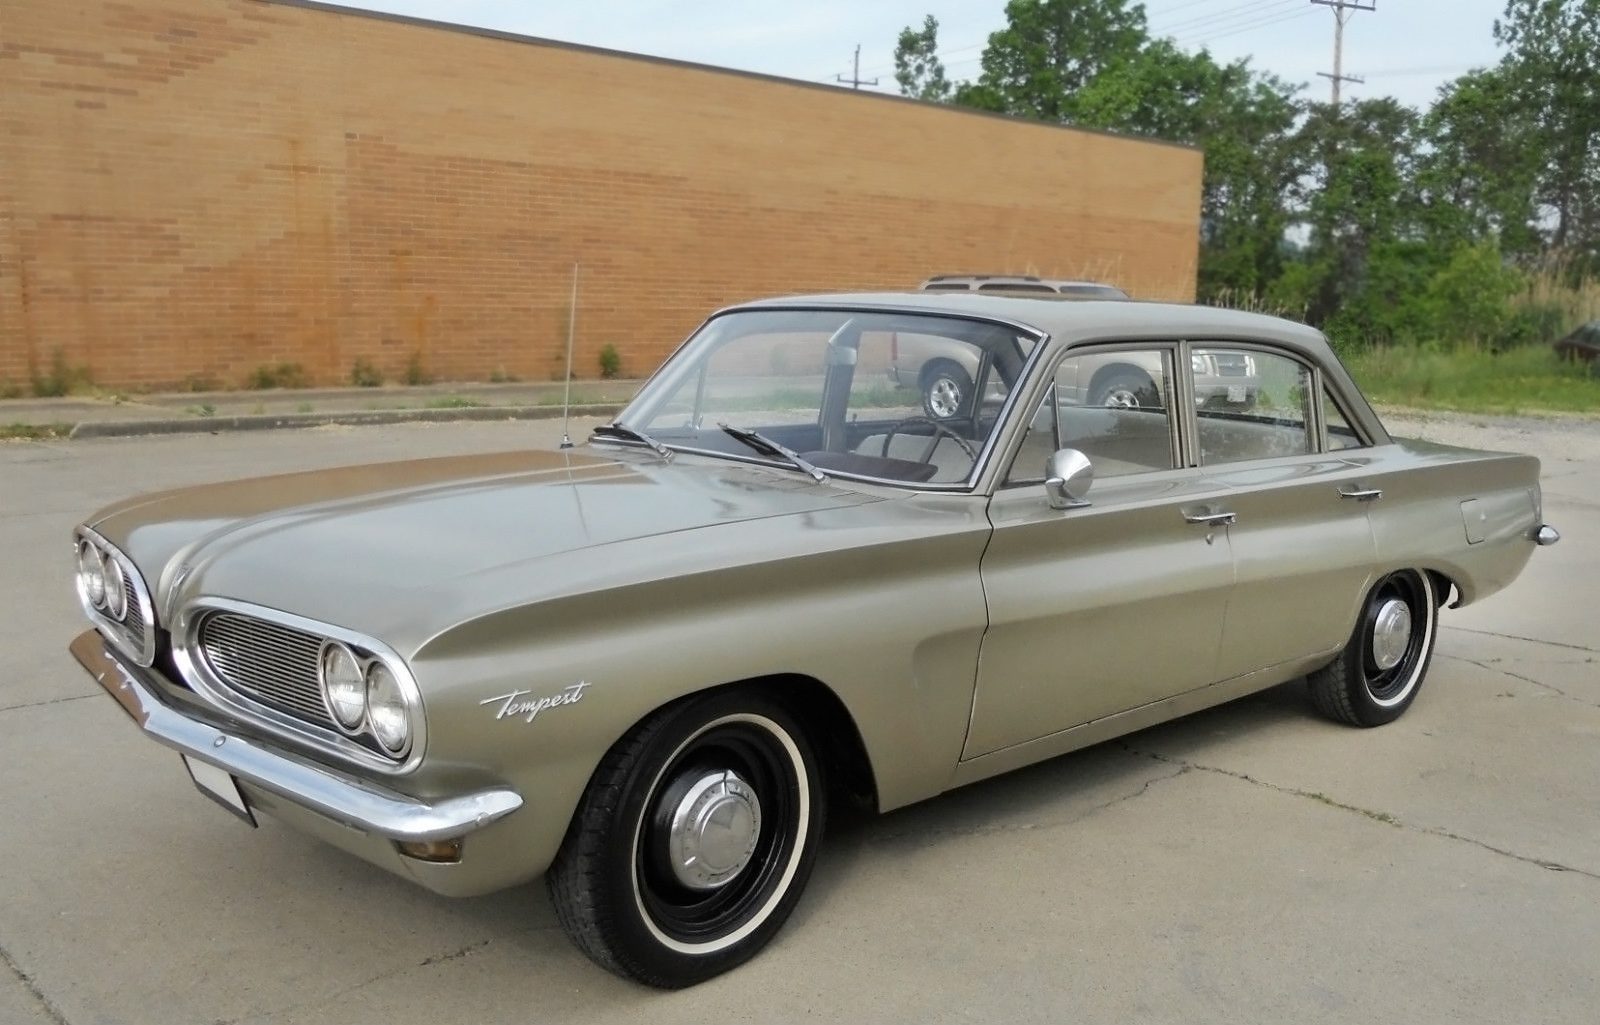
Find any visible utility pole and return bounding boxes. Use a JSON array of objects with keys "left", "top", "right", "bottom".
[
  {"left": 835, "top": 44, "right": 878, "bottom": 90},
  {"left": 1311, "top": 0, "right": 1374, "bottom": 106}
]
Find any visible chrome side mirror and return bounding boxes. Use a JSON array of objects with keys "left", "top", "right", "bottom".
[{"left": 1044, "top": 449, "right": 1093, "bottom": 509}]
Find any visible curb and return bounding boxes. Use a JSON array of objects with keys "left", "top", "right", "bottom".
[{"left": 68, "top": 403, "right": 626, "bottom": 439}]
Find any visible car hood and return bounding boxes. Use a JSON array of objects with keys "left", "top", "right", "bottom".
[{"left": 90, "top": 446, "right": 884, "bottom": 647}]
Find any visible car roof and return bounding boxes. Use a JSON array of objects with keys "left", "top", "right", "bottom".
[{"left": 732, "top": 291, "right": 1331, "bottom": 358}]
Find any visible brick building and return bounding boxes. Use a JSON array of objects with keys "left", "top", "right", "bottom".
[{"left": 0, "top": 0, "right": 1203, "bottom": 391}]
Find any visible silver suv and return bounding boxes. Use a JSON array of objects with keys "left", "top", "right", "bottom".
[{"left": 891, "top": 275, "right": 1258, "bottom": 419}]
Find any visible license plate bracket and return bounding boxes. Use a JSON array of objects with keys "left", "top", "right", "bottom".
[
  {"left": 1227, "top": 385, "right": 1248, "bottom": 403},
  {"left": 182, "top": 754, "right": 258, "bottom": 827}
]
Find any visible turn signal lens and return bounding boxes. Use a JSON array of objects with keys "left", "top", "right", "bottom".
[
  {"left": 394, "top": 838, "right": 463, "bottom": 863},
  {"left": 365, "top": 661, "right": 410, "bottom": 756},
  {"left": 320, "top": 643, "right": 367, "bottom": 732}
]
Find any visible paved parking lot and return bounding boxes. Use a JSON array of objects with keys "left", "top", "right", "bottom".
[{"left": 2, "top": 413, "right": 1596, "bottom": 1024}]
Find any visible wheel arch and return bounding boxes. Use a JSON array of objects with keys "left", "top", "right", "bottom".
[
  {"left": 586, "top": 672, "right": 880, "bottom": 818},
  {"left": 1086, "top": 360, "right": 1152, "bottom": 398},
  {"left": 918, "top": 356, "right": 971, "bottom": 392},
  {"left": 1423, "top": 568, "right": 1459, "bottom": 609}
]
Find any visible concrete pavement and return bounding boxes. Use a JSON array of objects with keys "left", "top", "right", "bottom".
[{"left": 0, "top": 413, "right": 1595, "bottom": 1023}]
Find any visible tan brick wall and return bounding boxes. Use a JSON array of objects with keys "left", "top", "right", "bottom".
[{"left": 0, "top": 0, "right": 1203, "bottom": 391}]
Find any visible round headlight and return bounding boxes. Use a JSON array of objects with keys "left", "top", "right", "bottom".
[
  {"left": 320, "top": 643, "right": 367, "bottom": 732},
  {"left": 103, "top": 555, "right": 128, "bottom": 620},
  {"left": 78, "top": 541, "right": 107, "bottom": 608},
  {"left": 1191, "top": 353, "right": 1209, "bottom": 375},
  {"left": 364, "top": 661, "right": 411, "bottom": 756}
]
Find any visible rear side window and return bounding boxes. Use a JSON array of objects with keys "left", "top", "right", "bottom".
[{"left": 1191, "top": 349, "right": 1313, "bottom": 465}]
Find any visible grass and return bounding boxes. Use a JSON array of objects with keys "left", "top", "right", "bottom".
[
  {"left": 29, "top": 349, "right": 94, "bottom": 397},
  {"left": 246, "top": 362, "right": 309, "bottom": 390},
  {"left": 1, "top": 422, "right": 72, "bottom": 441},
  {"left": 1344, "top": 344, "right": 1600, "bottom": 416},
  {"left": 425, "top": 395, "right": 486, "bottom": 409}
]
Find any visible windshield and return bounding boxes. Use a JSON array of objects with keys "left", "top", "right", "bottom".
[{"left": 612, "top": 308, "right": 1040, "bottom": 487}]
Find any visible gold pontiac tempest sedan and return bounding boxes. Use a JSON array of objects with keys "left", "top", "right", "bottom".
[{"left": 70, "top": 293, "right": 1559, "bottom": 987}]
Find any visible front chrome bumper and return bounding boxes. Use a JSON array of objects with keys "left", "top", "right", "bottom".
[{"left": 70, "top": 630, "right": 522, "bottom": 843}]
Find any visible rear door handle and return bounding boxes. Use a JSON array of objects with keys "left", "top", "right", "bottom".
[
  {"left": 1338, "top": 487, "right": 1383, "bottom": 502},
  {"left": 1183, "top": 510, "right": 1236, "bottom": 526}
]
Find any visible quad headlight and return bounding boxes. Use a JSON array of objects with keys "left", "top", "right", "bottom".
[
  {"left": 315, "top": 640, "right": 413, "bottom": 758},
  {"left": 365, "top": 662, "right": 411, "bottom": 756},
  {"left": 320, "top": 642, "right": 368, "bottom": 732},
  {"left": 77, "top": 540, "right": 107, "bottom": 608},
  {"left": 73, "top": 527, "right": 155, "bottom": 666}
]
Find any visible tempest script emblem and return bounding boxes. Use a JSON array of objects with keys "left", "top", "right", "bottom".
[{"left": 480, "top": 682, "right": 590, "bottom": 723}]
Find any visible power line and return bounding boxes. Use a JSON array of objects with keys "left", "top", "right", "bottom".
[
  {"left": 1172, "top": 5, "right": 1317, "bottom": 47},
  {"left": 1156, "top": 0, "right": 1301, "bottom": 38},
  {"left": 1311, "top": 0, "right": 1376, "bottom": 105}
]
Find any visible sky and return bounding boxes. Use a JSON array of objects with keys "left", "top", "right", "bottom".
[{"left": 314, "top": 1, "right": 1513, "bottom": 112}]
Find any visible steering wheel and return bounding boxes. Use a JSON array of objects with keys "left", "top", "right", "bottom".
[{"left": 880, "top": 416, "right": 979, "bottom": 467}]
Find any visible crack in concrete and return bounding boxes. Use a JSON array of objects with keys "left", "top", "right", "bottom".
[
  {"left": 0, "top": 693, "right": 98, "bottom": 715},
  {"left": 1117, "top": 743, "right": 1600, "bottom": 883},
  {"left": 0, "top": 942, "right": 71, "bottom": 1025},
  {"left": 869, "top": 765, "right": 1190, "bottom": 845},
  {"left": 1443, "top": 625, "right": 1600, "bottom": 657},
  {"left": 1440, "top": 653, "right": 1600, "bottom": 711},
  {"left": 213, "top": 939, "right": 496, "bottom": 1025}
]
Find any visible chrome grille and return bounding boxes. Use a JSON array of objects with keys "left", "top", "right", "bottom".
[{"left": 197, "top": 612, "right": 333, "bottom": 728}]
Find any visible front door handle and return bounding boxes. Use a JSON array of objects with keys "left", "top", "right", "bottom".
[
  {"left": 1338, "top": 486, "right": 1383, "bottom": 502},
  {"left": 1183, "top": 510, "right": 1237, "bottom": 526}
]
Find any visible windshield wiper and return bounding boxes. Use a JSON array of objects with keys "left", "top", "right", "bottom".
[
  {"left": 718, "top": 423, "right": 827, "bottom": 483},
  {"left": 592, "top": 422, "right": 674, "bottom": 462}
]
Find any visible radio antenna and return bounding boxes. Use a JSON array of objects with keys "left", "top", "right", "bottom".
[{"left": 559, "top": 262, "right": 579, "bottom": 449}]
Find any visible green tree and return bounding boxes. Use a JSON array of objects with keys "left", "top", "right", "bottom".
[
  {"left": 893, "top": 15, "right": 951, "bottom": 102},
  {"left": 1414, "top": 69, "right": 1542, "bottom": 257},
  {"left": 1494, "top": 0, "right": 1600, "bottom": 269},
  {"left": 1420, "top": 241, "right": 1526, "bottom": 346},
  {"left": 1070, "top": 42, "right": 1308, "bottom": 297},
  {"left": 956, "top": 0, "right": 1149, "bottom": 119},
  {"left": 1297, "top": 98, "right": 1427, "bottom": 340}
]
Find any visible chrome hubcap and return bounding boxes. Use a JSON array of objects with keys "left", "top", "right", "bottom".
[
  {"left": 928, "top": 378, "right": 961, "bottom": 418},
  {"left": 666, "top": 770, "right": 762, "bottom": 891},
  {"left": 1370, "top": 597, "right": 1413, "bottom": 671},
  {"left": 1103, "top": 388, "right": 1139, "bottom": 409}
]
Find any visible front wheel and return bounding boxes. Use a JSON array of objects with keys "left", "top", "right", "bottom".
[
  {"left": 1308, "top": 569, "right": 1438, "bottom": 727},
  {"left": 546, "top": 690, "right": 825, "bottom": 987}
]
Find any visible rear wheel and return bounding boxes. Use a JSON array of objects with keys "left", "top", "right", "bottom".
[
  {"left": 1308, "top": 570, "right": 1438, "bottom": 727},
  {"left": 547, "top": 690, "right": 825, "bottom": 987},
  {"left": 1090, "top": 367, "right": 1159, "bottom": 409},
  {"left": 921, "top": 361, "right": 972, "bottom": 420}
]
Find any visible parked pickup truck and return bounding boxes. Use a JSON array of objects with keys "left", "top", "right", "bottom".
[{"left": 889, "top": 275, "right": 1259, "bottom": 419}]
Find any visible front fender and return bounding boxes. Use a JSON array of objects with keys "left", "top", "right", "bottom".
[{"left": 409, "top": 498, "right": 993, "bottom": 880}]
